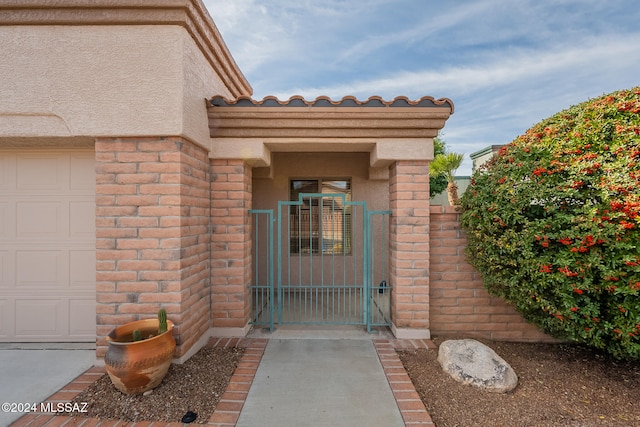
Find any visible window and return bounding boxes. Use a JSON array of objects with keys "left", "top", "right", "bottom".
[{"left": 289, "top": 179, "right": 352, "bottom": 254}]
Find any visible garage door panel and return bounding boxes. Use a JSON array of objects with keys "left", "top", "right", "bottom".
[
  {"left": 15, "top": 299, "right": 65, "bottom": 337},
  {"left": 0, "top": 202, "right": 7, "bottom": 238},
  {"left": 16, "top": 250, "right": 63, "bottom": 287},
  {"left": 0, "top": 149, "right": 95, "bottom": 342},
  {"left": 1, "top": 295, "right": 95, "bottom": 341},
  {"left": 70, "top": 201, "right": 95, "bottom": 236},
  {"left": 69, "top": 299, "right": 96, "bottom": 337},
  {"left": 0, "top": 155, "right": 10, "bottom": 190},
  {"left": 0, "top": 299, "right": 11, "bottom": 337},
  {"left": 16, "top": 155, "right": 65, "bottom": 191},
  {"left": 70, "top": 250, "right": 96, "bottom": 289},
  {"left": 69, "top": 154, "right": 95, "bottom": 191},
  {"left": 17, "top": 201, "right": 65, "bottom": 238},
  {"left": 0, "top": 250, "right": 10, "bottom": 288}
]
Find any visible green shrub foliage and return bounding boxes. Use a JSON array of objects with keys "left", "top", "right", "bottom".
[{"left": 460, "top": 87, "right": 640, "bottom": 360}]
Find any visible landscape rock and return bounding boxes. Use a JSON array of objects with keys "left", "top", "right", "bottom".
[{"left": 437, "top": 339, "right": 518, "bottom": 393}]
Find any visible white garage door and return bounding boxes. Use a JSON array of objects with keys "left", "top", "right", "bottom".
[{"left": 0, "top": 150, "right": 96, "bottom": 342}]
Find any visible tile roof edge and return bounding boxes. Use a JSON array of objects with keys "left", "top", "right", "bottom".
[{"left": 209, "top": 95, "right": 454, "bottom": 112}]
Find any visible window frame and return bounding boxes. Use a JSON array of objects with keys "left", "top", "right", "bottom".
[{"left": 288, "top": 178, "right": 352, "bottom": 255}]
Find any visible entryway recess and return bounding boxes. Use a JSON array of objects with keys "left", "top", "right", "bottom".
[{"left": 249, "top": 193, "right": 391, "bottom": 332}]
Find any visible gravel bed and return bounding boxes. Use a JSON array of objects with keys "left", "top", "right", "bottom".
[
  {"left": 399, "top": 338, "right": 640, "bottom": 427},
  {"left": 67, "top": 346, "right": 244, "bottom": 424}
]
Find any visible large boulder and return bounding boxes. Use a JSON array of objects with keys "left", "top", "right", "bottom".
[{"left": 437, "top": 339, "right": 518, "bottom": 393}]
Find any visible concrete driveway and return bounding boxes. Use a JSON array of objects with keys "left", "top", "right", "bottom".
[{"left": 0, "top": 344, "right": 94, "bottom": 426}]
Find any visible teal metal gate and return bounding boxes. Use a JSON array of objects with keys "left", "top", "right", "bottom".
[{"left": 249, "top": 193, "right": 391, "bottom": 332}]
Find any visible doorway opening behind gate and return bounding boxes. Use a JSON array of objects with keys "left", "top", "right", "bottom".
[{"left": 249, "top": 193, "right": 391, "bottom": 332}]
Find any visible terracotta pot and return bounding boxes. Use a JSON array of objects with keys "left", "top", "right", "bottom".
[{"left": 104, "top": 318, "right": 176, "bottom": 394}]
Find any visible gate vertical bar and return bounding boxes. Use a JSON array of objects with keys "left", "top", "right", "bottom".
[
  {"left": 364, "top": 206, "right": 371, "bottom": 331},
  {"left": 268, "top": 210, "right": 274, "bottom": 331},
  {"left": 248, "top": 209, "right": 275, "bottom": 331},
  {"left": 277, "top": 202, "right": 284, "bottom": 325},
  {"left": 367, "top": 209, "right": 392, "bottom": 331}
]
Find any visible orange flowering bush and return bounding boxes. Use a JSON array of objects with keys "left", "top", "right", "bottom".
[{"left": 460, "top": 87, "right": 640, "bottom": 360}]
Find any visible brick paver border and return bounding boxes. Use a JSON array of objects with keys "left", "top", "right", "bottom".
[
  {"left": 375, "top": 339, "right": 437, "bottom": 426},
  {"left": 11, "top": 337, "right": 434, "bottom": 427},
  {"left": 206, "top": 338, "right": 267, "bottom": 426}
]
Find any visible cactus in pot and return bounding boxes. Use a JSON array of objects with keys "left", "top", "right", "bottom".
[
  {"left": 104, "top": 307, "right": 176, "bottom": 394},
  {"left": 158, "top": 308, "right": 168, "bottom": 335}
]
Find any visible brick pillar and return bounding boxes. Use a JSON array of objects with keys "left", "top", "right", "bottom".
[
  {"left": 95, "top": 137, "right": 211, "bottom": 360},
  {"left": 210, "top": 159, "right": 252, "bottom": 334},
  {"left": 389, "top": 160, "right": 431, "bottom": 339}
]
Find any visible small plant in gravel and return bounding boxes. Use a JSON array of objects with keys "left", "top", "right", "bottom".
[{"left": 460, "top": 86, "right": 640, "bottom": 360}]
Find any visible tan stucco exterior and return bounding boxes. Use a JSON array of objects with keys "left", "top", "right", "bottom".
[
  {"left": 253, "top": 152, "right": 389, "bottom": 211},
  {"left": 0, "top": 0, "right": 251, "bottom": 149}
]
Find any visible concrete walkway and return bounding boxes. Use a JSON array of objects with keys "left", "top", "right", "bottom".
[{"left": 236, "top": 339, "right": 405, "bottom": 427}]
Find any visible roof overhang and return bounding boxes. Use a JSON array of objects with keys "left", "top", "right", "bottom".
[{"left": 207, "top": 95, "right": 454, "bottom": 169}]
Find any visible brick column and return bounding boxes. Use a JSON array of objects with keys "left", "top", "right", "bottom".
[
  {"left": 95, "top": 137, "right": 211, "bottom": 360},
  {"left": 389, "top": 160, "right": 431, "bottom": 339},
  {"left": 210, "top": 159, "right": 252, "bottom": 334}
]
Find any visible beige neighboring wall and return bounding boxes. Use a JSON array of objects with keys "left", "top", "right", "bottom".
[{"left": 0, "top": 0, "right": 251, "bottom": 148}]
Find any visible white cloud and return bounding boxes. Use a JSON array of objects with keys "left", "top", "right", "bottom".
[
  {"left": 203, "top": 0, "right": 640, "bottom": 174},
  {"left": 205, "top": 0, "right": 298, "bottom": 74},
  {"left": 334, "top": 0, "right": 504, "bottom": 65},
  {"left": 279, "top": 34, "right": 640, "bottom": 100}
]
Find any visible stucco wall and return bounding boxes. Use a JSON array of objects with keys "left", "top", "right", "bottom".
[
  {"left": 0, "top": 25, "right": 233, "bottom": 147},
  {"left": 253, "top": 153, "right": 389, "bottom": 211},
  {"left": 182, "top": 31, "right": 236, "bottom": 147}
]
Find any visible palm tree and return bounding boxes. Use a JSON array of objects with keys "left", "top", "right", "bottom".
[
  {"left": 430, "top": 152, "right": 464, "bottom": 205},
  {"left": 429, "top": 137, "right": 448, "bottom": 198}
]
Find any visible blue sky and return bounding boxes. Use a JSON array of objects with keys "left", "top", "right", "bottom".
[{"left": 203, "top": 0, "right": 640, "bottom": 175}]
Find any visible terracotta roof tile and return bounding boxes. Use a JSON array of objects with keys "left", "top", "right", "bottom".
[{"left": 210, "top": 95, "right": 454, "bottom": 112}]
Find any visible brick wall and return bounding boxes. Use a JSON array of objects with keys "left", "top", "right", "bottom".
[
  {"left": 210, "top": 160, "right": 252, "bottom": 330},
  {"left": 429, "top": 205, "right": 553, "bottom": 341},
  {"left": 389, "top": 161, "right": 431, "bottom": 334},
  {"left": 95, "top": 137, "right": 212, "bottom": 358},
  {"left": 93, "top": 139, "right": 553, "bottom": 356}
]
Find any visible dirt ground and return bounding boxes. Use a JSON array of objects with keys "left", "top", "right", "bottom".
[
  {"left": 68, "top": 346, "right": 244, "bottom": 424},
  {"left": 398, "top": 338, "right": 640, "bottom": 427}
]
